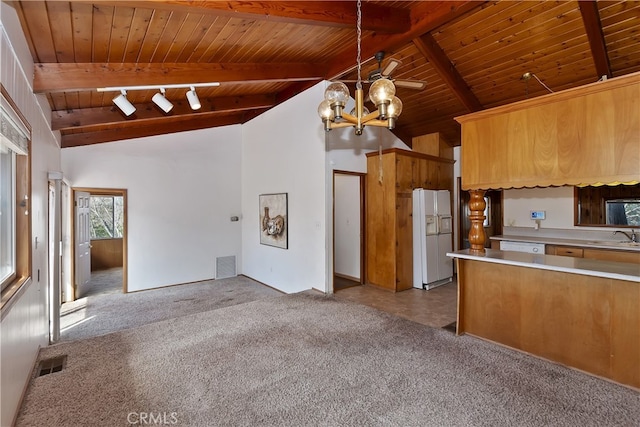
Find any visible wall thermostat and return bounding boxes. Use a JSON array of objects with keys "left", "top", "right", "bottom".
[{"left": 530, "top": 210, "right": 546, "bottom": 220}]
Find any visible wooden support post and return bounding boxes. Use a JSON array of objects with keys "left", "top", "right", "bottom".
[{"left": 468, "top": 190, "right": 486, "bottom": 254}]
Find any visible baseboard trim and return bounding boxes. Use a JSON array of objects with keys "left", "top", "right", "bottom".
[
  {"left": 10, "top": 343, "right": 42, "bottom": 427},
  {"left": 239, "top": 274, "right": 286, "bottom": 294}
]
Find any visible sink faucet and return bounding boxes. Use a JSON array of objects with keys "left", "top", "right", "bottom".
[{"left": 613, "top": 229, "right": 637, "bottom": 242}]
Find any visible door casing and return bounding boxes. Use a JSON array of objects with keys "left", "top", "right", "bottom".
[{"left": 70, "top": 187, "right": 128, "bottom": 300}]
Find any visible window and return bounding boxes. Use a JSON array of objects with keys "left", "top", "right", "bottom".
[
  {"left": 1, "top": 86, "right": 31, "bottom": 296},
  {"left": 90, "top": 195, "right": 124, "bottom": 239},
  {"left": 0, "top": 144, "right": 15, "bottom": 284},
  {"left": 605, "top": 199, "right": 640, "bottom": 226},
  {"left": 575, "top": 183, "right": 640, "bottom": 227}
]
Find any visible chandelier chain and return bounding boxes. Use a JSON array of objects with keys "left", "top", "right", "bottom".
[{"left": 356, "top": 0, "right": 362, "bottom": 90}]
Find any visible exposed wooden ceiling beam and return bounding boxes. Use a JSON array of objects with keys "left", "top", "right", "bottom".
[
  {"left": 60, "top": 112, "right": 257, "bottom": 147},
  {"left": 413, "top": 34, "right": 483, "bottom": 112},
  {"left": 578, "top": 0, "right": 612, "bottom": 79},
  {"left": 325, "top": 1, "right": 483, "bottom": 81},
  {"left": 79, "top": 1, "right": 410, "bottom": 33},
  {"left": 34, "top": 63, "right": 326, "bottom": 93},
  {"left": 52, "top": 94, "right": 276, "bottom": 131}
]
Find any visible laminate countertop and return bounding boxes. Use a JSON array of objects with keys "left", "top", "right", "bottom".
[
  {"left": 447, "top": 249, "right": 640, "bottom": 282},
  {"left": 489, "top": 235, "right": 640, "bottom": 251}
]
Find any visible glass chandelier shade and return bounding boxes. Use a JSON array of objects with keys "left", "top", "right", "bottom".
[
  {"left": 325, "top": 82, "right": 350, "bottom": 105},
  {"left": 324, "top": 82, "right": 350, "bottom": 119},
  {"left": 388, "top": 96, "right": 403, "bottom": 118},
  {"left": 369, "top": 78, "right": 396, "bottom": 119},
  {"left": 318, "top": 100, "right": 333, "bottom": 121},
  {"left": 369, "top": 78, "right": 395, "bottom": 106}
]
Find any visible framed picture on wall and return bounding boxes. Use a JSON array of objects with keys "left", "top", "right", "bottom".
[{"left": 259, "top": 193, "right": 288, "bottom": 249}]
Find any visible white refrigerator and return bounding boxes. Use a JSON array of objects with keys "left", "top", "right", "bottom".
[{"left": 412, "top": 189, "right": 454, "bottom": 290}]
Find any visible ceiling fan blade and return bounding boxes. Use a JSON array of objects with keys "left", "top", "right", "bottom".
[
  {"left": 394, "top": 79, "right": 427, "bottom": 90},
  {"left": 381, "top": 58, "right": 402, "bottom": 77}
]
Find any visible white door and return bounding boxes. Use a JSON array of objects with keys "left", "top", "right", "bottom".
[
  {"left": 48, "top": 181, "right": 60, "bottom": 342},
  {"left": 75, "top": 191, "right": 91, "bottom": 297},
  {"left": 423, "top": 190, "right": 436, "bottom": 216},
  {"left": 437, "top": 233, "right": 453, "bottom": 281},
  {"left": 436, "top": 190, "right": 451, "bottom": 216},
  {"left": 423, "top": 234, "right": 439, "bottom": 284}
]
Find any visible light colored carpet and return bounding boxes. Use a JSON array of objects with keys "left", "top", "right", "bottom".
[
  {"left": 78, "top": 267, "right": 123, "bottom": 298},
  {"left": 60, "top": 275, "right": 282, "bottom": 341},
  {"left": 18, "top": 292, "right": 639, "bottom": 426}
]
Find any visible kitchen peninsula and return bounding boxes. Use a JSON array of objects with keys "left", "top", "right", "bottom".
[
  {"left": 450, "top": 71, "right": 640, "bottom": 389},
  {"left": 449, "top": 249, "right": 639, "bottom": 388}
]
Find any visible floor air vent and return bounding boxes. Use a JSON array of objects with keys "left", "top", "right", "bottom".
[
  {"left": 216, "top": 256, "right": 237, "bottom": 279},
  {"left": 38, "top": 355, "right": 67, "bottom": 377}
]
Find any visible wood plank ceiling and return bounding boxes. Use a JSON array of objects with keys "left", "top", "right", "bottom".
[{"left": 9, "top": 1, "right": 640, "bottom": 148}]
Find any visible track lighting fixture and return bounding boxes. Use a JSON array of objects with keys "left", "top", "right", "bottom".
[
  {"left": 97, "top": 82, "right": 219, "bottom": 115},
  {"left": 186, "top": 86, "right": 201, "bottom": 110},
  {"left": 112, "top": 90, "right": 136, "bottom": 116},
  {"left": 151, "top": 88, "right": 173, "bottom": 113}
]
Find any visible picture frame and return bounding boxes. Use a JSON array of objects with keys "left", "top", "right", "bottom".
[{"left": 259, "top": 193, "right": 288, "bottom": 249}]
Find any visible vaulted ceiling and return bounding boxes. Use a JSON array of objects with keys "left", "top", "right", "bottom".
[{"left": 10, "top": 1, "right": 640, "bottom": 148}]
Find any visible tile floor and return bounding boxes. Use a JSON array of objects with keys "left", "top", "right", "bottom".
[{"left": 332, "top": 278, "right": 458, "bottom": 329}]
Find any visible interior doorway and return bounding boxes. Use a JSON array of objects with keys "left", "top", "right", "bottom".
[
  {"left": 71, "top": 187, "right": 128, "bottom": 300},
  {"left": 333, "top": 171, "right": 365, "bottom": 292}
]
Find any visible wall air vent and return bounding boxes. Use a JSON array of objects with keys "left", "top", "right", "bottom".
[{"left": 216, "top": 256, "right": 237, "bottom": 279}]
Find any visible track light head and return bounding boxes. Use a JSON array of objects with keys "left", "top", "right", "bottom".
[
  {"left": 112, "top": 89, "right": 136, "bottom": 116},
  {"left": 152, "top": 88, "right": 174, "bottom": 113},
  {"left": 186, "top": 86, "right": 201, "bottom": 110}
]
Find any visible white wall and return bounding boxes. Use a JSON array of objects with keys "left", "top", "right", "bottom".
[
  {"left": 503, "top": 186, "right": 575, "bottom": 229},
  {"left": 241, "top": 83, "right": 328, "bottom": 293},
  {"left": 61, "top": 127, "right": 243, "bottom": 291},
  {"left": 1, "top": 3, "right": 62, "bottom": 424}
]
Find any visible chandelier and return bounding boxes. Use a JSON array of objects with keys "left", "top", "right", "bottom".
[{"left": 317, "top": 0, "right": 402, "bottom": 135}]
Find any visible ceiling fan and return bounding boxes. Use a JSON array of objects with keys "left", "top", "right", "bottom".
[{"left": 342, "top": 51, "right": 427, "bottom": 90}]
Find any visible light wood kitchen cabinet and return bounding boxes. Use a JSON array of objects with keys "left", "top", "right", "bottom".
[
  {"left": 455, "top": 72, "right": 640, "bottom": 190},
  {"left": 365, "top": 148, "right": 454, "bottom": 291},
  {"left": 546, "top": 244, "right": 640, "bottom": 264},
  {"left": 546, "top": 246, "right": 583, "bottom": 258},
  {"left": 583, "top": 248, "right": 640, "bottom": 264}
]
